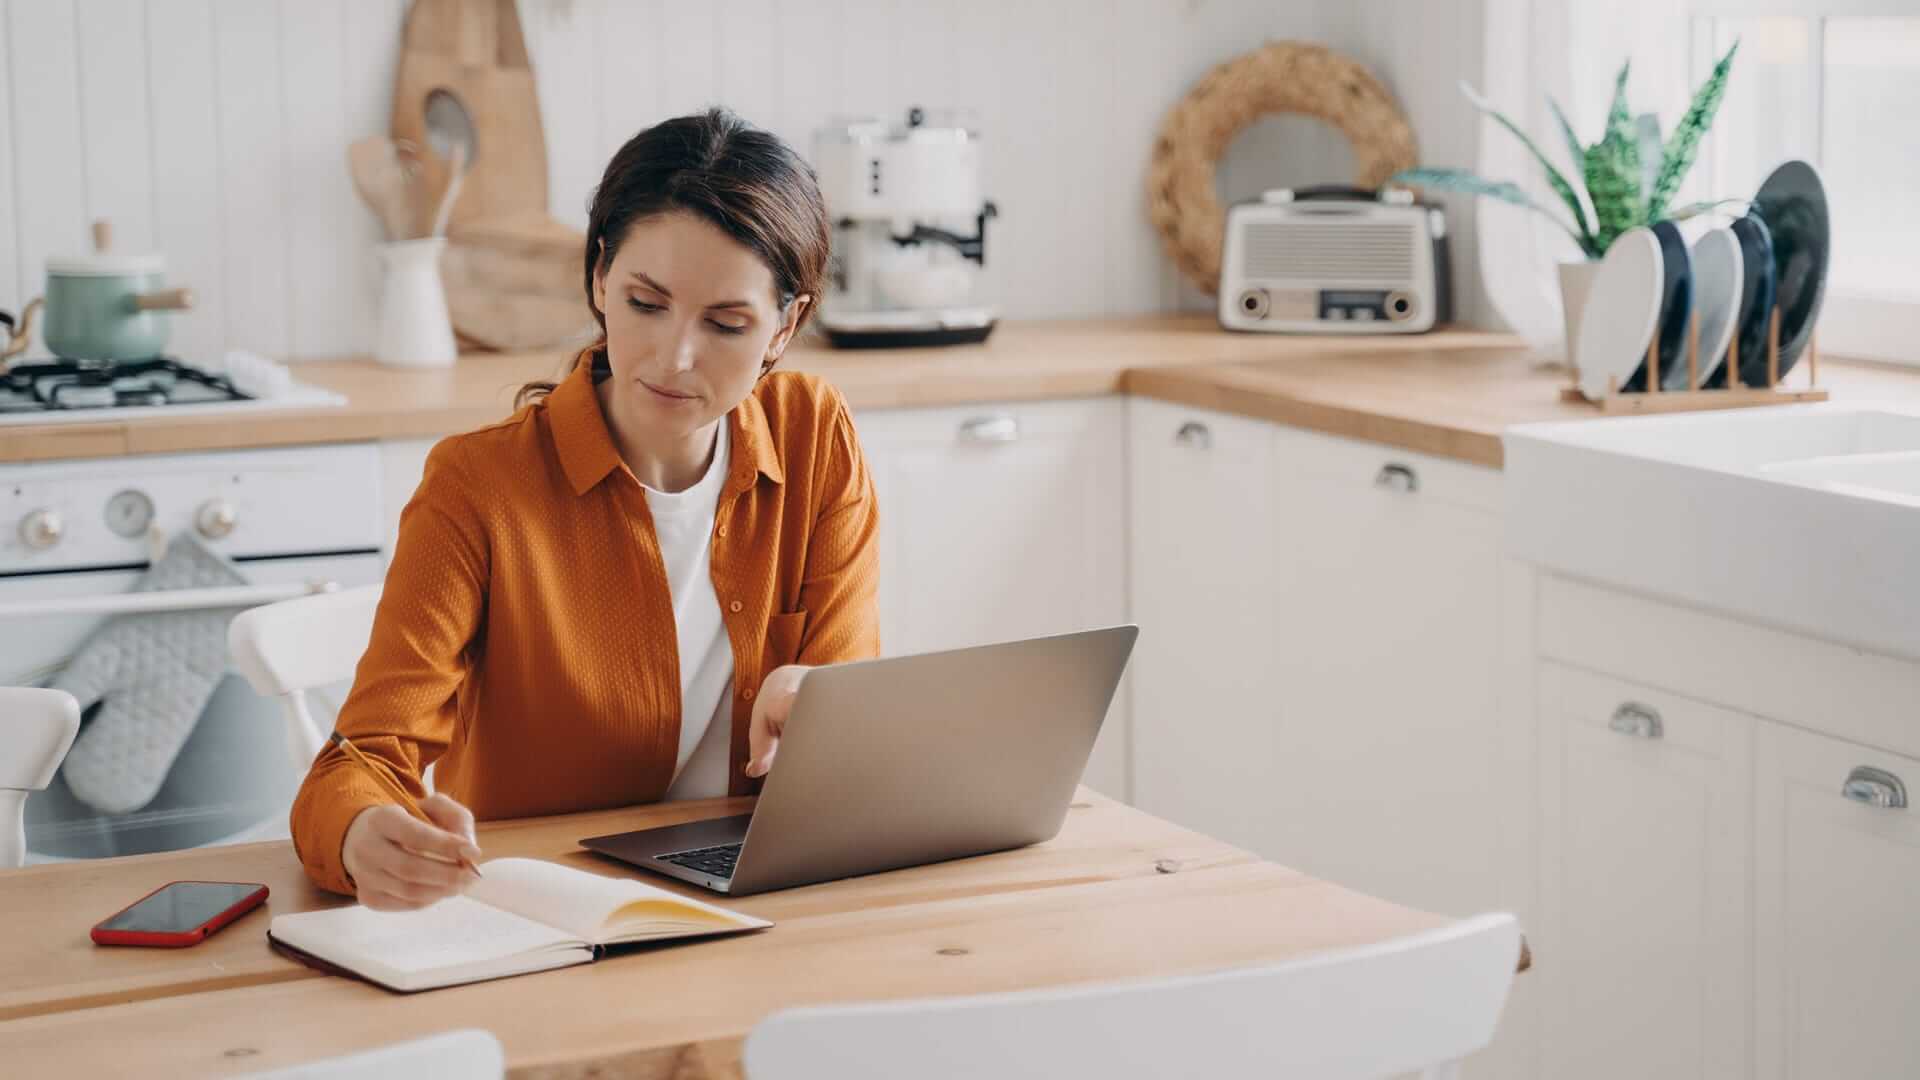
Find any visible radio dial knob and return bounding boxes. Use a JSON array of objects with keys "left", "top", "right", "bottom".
[
  {"left": 18, "top": 509, "right": 63, "bottom": 550},
  {"left": 196, "top": 499, "right": 238, "bottom": 540}
]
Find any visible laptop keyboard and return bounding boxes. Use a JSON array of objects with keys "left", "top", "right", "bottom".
[{"left": 660, "top": 842, "right": 742, "bottom": 879}]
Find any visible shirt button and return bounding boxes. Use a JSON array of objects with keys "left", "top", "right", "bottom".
[
  {"left": 729, "top": 600, "right": 743, "bottom": 613},
  {"left": 741, "top": 687, "right": 756, "bottom": 701},
  {"left": 717, "top": 524, "right": 729, "bottom": 537}
]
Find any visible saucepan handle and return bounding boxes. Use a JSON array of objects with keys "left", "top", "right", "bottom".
[{"left": 131, "top": 288, "right": 196, "bottom": 312}]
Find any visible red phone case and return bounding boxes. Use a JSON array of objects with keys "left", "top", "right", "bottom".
[{"left": 90, "top": 881, "right": 270, "bottom": 948}]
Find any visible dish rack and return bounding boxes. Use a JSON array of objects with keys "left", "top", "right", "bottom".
[{"left": 1562, "top": 305, "right": 1828, "bottom": 414}]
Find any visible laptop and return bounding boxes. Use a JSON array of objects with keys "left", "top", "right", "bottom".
[{"left": 579, "top": 624, "right": 1137, "bottom": 896}]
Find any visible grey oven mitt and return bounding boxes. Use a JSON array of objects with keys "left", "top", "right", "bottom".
[{"left": 51, "top": 533, "right": 251, "bottom": 815}]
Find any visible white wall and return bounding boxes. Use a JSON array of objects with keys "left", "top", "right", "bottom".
[{"left": 0, "top": 0, "right": 1488, "bottom": 362}]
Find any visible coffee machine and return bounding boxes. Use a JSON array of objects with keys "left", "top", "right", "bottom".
[{"left": 810, "top": 107, "right": 997, "bottom": 348}]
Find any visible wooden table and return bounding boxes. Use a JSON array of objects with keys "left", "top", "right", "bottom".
[{"left": 0, "top": 790, "right": 1488, "bottom": 1078}]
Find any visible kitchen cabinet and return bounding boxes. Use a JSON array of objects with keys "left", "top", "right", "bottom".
[
  {"left": 1535, "top": 662, "right": 1753, "bottom": 1080},
  {"left": 1528, "top": 572, "right": 1920, "bottom": 1078},
  {"left": 1754, "top": 722, "right": 1920, "bottom": 1080},
  {"left": 1259, "top": 424, "right": 1507, "bottom": 917},
  {"left": 377, "top": 437, "right": 435, "bottom": 563},
  {"left": 1127, "top": 398, "right": 1510, "bottom": 918},
  {"left": 852, "top": 398, "right": 1130, "bottom": 800},
  {"left": 1127, "top": 399, "right": 1281, "bottom": 845}
]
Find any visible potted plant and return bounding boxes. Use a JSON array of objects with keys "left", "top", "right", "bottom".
[{"left": 1394, "top": 44, "right": 1739, "bottom": 364}]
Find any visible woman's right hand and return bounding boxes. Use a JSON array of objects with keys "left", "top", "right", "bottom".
[{"left": 340, "top": 794, "right": 484, "bottom": 911}]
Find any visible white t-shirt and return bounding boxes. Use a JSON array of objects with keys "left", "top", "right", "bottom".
[{"left": 644, "top": 422, "right": 736, "bottom": 801}]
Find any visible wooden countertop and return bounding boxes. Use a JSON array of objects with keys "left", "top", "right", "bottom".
[
  {"left": 0, "top": 315, "right": 1520, "bottom": 463},
  {"left": 5, "top": 313, "right": 1912, "bottom": 469},
  {"left": 0, "top": 789, "right": 1497, "bottom": 1078}
]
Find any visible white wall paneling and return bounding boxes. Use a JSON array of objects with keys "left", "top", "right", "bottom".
[
  {"left": 6, "top": 0, "right": 89, "bottom": 356},
  {"left": 210, "top": 0, "right": 290, "bottom": 357},
  {"left": 0, "top": 0, "right": 1489, "bottom": 360},
  {"left": 144, "top": 0, "right": 224, "bottom": 364},
  {"left": 76, "top": 0, "right": 155, "bottom": 258},
  {"left": 0, "top": 1, "right": 19, "bottom": 317},
  {"left": 524, "top": 0, "right": 601, "bottom": 232},
  {"left": 278, "top": 0, "right": 356, "bottom": 359}
]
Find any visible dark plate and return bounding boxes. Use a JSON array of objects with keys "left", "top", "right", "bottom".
[
  {"left": 1709, "top": 214, "right": 1778, "bottom": 388},
  {"left": 1626, "top": 220, "right": 1694, "bottom": 392},
  {"left": 1751, "top": 159, "right": 1830, "bottom": 382}
]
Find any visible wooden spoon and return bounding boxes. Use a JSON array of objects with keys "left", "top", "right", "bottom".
[{"left": 347, "top": 136, "right": 419, "bottom": 241}]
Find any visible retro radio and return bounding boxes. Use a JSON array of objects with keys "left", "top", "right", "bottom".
[{"left": 1218, "top": 185, "right": 1450, "bottom": 333}]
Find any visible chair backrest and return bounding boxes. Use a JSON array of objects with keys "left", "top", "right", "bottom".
[
  {"left": 232, "top": 1028, "right": 503, "bottom": 1080},
  {"left": 0, "top": 687, "right": 82, "bottom": 868},
  {"left": 743, "top": 912, "right": 1521, "bottom": 1080},
  {"left": 228, "top": 585, "right": 381, "bottom": 771}
]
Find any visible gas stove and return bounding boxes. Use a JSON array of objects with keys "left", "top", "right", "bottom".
[{"left": 0, "top": 356, "right": 345, "bottom": 425}]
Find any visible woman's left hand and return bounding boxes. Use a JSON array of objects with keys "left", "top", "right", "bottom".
[{"left": 745, "top": 664, "right": 811, "bottom": 778}]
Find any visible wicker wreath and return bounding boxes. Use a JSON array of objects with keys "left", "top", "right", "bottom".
[{"left": 1148, "top": 41, "right": 1418, "bottom": 295}]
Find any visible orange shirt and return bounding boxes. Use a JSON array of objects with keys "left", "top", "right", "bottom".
[{"left": 289, "top": 356, "right": 880, "bottom": 894}]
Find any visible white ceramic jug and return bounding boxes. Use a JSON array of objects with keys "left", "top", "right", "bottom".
[{"left": 373, "top": 237, "right": 456, "bottom": 368}]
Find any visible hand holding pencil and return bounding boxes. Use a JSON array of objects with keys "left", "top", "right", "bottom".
[{"left": 333, "top": 732, "right": 487, "bottom": 912}]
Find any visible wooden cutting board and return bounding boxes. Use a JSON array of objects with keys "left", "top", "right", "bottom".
[
  {"left": 390, "top": 0, "right": 548, "bottom": 234},
  {"left": 391, "top": 0, "right": 595, "bottom": 351}
]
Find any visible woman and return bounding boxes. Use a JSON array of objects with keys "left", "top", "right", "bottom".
[{"left": 290, "top": 109, "right": 879, "bottom": 909}]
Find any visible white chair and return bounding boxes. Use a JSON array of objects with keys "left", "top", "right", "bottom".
[
  {"left": 0, "top": 687, "right": 82, "bottom": 868},
  {"left": 231, "top": 1028, "right": 503, "bottom": 1080},
  {"left": 228, "top": 584, "right": 382, "bottom": 772},
  {"left": 743, "top": 912, "right": 1521, "bottom": 1080}
]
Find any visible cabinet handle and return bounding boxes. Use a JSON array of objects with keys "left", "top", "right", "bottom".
[
  {"left": 1173, "top": 421, "right": 1212, "bottom": 450},
  {"left": 958, "top": 414, "right": 1019, "bottom": 444},
  {"left": 1608, "top": 702, "right": 1664, "bottom": 739},
  {"left": 1375, "top": 462, "right": 1419, "bottom": 493},
  {"left": 1842, "top": 766, "right": 1908, "bottom": 809}
]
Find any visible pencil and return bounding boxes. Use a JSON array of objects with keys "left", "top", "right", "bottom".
[{"left": 327, "top": 731, "right": 483, "bottom": 878}]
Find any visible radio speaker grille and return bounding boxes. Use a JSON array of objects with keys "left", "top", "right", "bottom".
[{"left": 1241, "top": 221, "right": 1414, "bottom": 282}]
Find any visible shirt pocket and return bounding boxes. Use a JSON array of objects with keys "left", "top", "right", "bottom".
[{"left": 763, "top": 609, "right": 808, "bottom": 671}]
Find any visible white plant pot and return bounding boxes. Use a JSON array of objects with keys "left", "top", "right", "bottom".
[{"left": 1557, "top": 258, "right": 1601, "bottom": 374}]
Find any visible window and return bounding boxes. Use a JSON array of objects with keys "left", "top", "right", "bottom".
[
  {"left": 1480, "top": 0, "right": 1920, "bottom": 366},
  {"left": 1688, "top": 5, "right": 1920, "bottom": 363}
]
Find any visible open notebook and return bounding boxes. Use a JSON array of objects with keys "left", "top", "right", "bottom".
[{"left": 267, "top": 857, "right": 771, "bottom": 993}]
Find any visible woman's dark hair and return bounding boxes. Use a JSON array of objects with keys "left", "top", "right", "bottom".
[{"left": 518, "top": 108, "right": 831, "bottom": 407}]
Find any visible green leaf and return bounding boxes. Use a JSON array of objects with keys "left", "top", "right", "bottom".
[
  {"left": 1648, "top": 40, "right": 1740, "bottom": 219},
  {"left": 1389, "top": 168, "right": 1595, "bottom": 255},
  {"left": 1460, "top": 81, "right": 1596, "bottom": 248},
  {"left": 1664, "top": 197, "right": 1751, "bottom": 222},
  {"left": 1547, "top": 97, "right": 1592, "bottom": 205},
  {"left": 1584, "top": 61, "right": 1644, "bottom": 247},
  {"left": 1635, "top": 113, "right": 1663, "bottom": 203}
]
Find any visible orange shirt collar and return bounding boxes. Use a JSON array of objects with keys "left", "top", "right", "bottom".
[{"left": 548, "top": 348, "right": 785, "bottom": 496}]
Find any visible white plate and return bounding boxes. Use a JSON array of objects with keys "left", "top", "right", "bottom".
[
  {"left": 1687, "top": 226, "right": 1743, "bottom": 388},
  {"left": 1577, "top": 228, "right": 1664, "bottom": 402}
]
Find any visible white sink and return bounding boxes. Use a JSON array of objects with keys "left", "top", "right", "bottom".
[{"left": 1505, "top": 405, "right": 1920, "bottom": 660}]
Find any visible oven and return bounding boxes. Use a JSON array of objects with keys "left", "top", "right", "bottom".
[{"left": 0, "top": 443, "right": 385, "bottom": 862}]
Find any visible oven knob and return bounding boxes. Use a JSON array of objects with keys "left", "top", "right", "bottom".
[
  {"left": 18, "top": 509, "right": 63, "bottom": 550},
  {"left": 196, "top": 498, "right": 238, "bottom": 540}
]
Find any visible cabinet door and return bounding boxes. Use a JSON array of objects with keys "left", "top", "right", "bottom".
[
  {"left": 1126, "top": 399, "right": 1279, "bottom": 845},
  {"left": 1537, "top": 663, "right": 1753, "bottom": 1080},
  {"left": 1755, "top": 722, "right": 1920, "bottom": 1080},
  {"left": 1258, "top": 429, "right": 1507, "bottom": 918},
  {"left": 377, "top": 438, "right": 435, "bottom": 565},
  {"left": 853, "top": 399, "right": 1129, "bottom": 797}
]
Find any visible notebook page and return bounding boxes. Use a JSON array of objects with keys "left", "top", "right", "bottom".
[
  {"left": 467, "top": 857, "right": 768, "bottom": 944},
  {"left": 269, "top": 895, "right": 581, "bottom": 984}
]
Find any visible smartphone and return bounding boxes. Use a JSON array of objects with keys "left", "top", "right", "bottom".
[{"left": 90, "top": 881, "right": 269, "bottom": 948}]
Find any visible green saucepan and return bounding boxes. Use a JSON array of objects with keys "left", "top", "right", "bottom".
[{"left": 39, "top": 250, "right": 195, "bottom": 362}]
